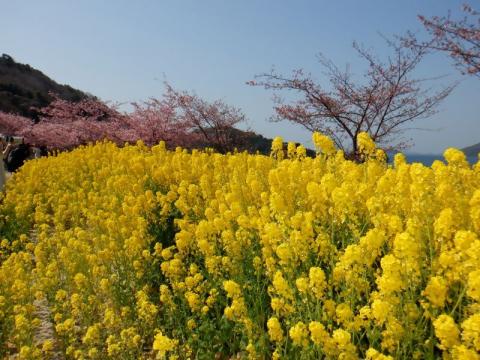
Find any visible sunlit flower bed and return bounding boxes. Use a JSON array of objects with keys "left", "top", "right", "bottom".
[{"left": 0, "top": 133, "right": 479, "bottom": 359}]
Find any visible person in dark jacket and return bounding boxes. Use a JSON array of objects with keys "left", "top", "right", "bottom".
[{"left": 4, "top": 138, "right": 30, "bottom": 172}]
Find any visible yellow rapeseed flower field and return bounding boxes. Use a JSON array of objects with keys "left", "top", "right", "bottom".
[{"left": 0, "top": 133, "right": 479, "bottom": 359}]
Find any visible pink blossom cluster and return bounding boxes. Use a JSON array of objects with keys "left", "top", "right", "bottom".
[{"left": 0, "top": 85, "right": 246, "bottom": 151}]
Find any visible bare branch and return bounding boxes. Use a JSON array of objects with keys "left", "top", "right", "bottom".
[{"left": 249, "top": 36, "right": 454, "bottom": 159}]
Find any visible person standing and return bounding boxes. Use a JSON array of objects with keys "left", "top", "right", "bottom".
[
  {"left": 4, "top": 138, "right": 29, "bottom": 173},
  {"left": 0, "top": 136, "right": 8, "bottom": 192}
]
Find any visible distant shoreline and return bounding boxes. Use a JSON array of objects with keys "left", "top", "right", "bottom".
[{"left": 396, "top": 153, "right": 478, "bottom": 166}]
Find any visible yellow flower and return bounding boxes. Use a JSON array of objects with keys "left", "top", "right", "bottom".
[
  {"left": 42, "top": 339, "right": 54, "bottom": 353},
  {"left": 423, "top": 276, "right": 448, "bottom": 308},
  {"left": 223, "top": 280, "right": 242, "bottom": 298},
  {"left": 185, "top": 291, "right": 201, "bottom": 311},
  {"left": 443, "top": 148, "right": 467, "bottom": 166},
  {"left": 289, "top": 321, "right": 309, "bottom": 347},
  {"left": 74, "top": 272, "right": 87, "bottom": 288},
  {"left": 55, "top": 318, "right": 75, "bottom": 335},
  {"left": 309, "top": 321, "right": 327, "bottom": 345},
  {"left": 153, "top": 331, "right": 178, "bottom": 357},
  {"left": 434, "top": 208, "right": 456, "bottom": 240},
  {"left": 332, "top": 328, "right": 351, "bottom": 349},
  {"left": 366, "top": 348, "right": 394, "bottom": 360},
  {"left": 336, "top": 303, "right": 354, "bottom": 327},
  {"left": 267, "top": 317, "right": 284, "bottom": 342},
  {"left": 136, "top": 290, "right": 158, "bottom": 324},
  {"left": 246, "top": 342, "right": 257, "bottom": 359},
  {"left": 433, "top": 314, "right": 460, "bottom": 350},
  {"left": 271, "top": 137, "right": 284, "bottom": 159},
  {"left": 467, "top": 270, "right": 480, "bottom": 302},
  {"left": 312, "top": 132, "right": 336, "bottom": 155},
  {"left": 394, "top": 153, "right": 406, "bottom": 167},
  {"left": 309, "top": 267, "right": 326, "bottom": 299},
  {"left": 371, "top": 299, "right": 392, "bottom": 326},
  {"left": 273, "top": 271, "right": 293, "bottom": 300},
  {"left": 295, "top": 277, "right": 309, "bottom": 293},
  {"left": 83, "top": 323, "right": 101, "bottom": 345},
  {"left": 461, "top": 313, "right": 480, "bottom": 352},
  {"left": 357, "top": 132, "right": 376, "bottom": 155},
  {"left": 287, "top": 142, "right": 297, "bottom": 159},
  {"left": 3, "top": 135, "right": 480, "bottom": 358},
  {"left": 187, "top": 319, "right": 196, "bottom": 330},
  {"left": 451, "top": 344, "right": 480, "bottom": 360}
]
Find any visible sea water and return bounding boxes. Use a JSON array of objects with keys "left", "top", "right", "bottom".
[{"left": 396, "top": 153, "right": 478, "bottom": 166}]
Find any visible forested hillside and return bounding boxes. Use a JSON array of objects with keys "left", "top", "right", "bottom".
[{"left": 0, "top": 54, "right": 91, "bottom": 119}]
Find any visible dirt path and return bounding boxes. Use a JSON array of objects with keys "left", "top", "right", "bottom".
[
  {"left": 9, "top": 230, "right": 64, "bottom": 359},
  {"left": 32, "top": 298, "right": 64, "bottom": 359},
  {"left": 31, "top": 229, "right": 64, "bottom": 359}
]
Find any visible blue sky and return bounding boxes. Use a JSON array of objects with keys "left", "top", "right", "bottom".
[{"left": 2, "top": 0, "right": 478, "bottom": 153}]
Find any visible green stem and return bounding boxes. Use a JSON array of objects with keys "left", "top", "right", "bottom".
[{"left": 449, "top": 286, "right": 466, "bottom": 316}]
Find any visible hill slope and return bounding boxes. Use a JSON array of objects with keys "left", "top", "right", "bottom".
[
  {"left": 0, "top": 54, "right": 91, "bottom": 119},
  {"left": 461, "top": 142, "right": 480, "bottom": 157}
]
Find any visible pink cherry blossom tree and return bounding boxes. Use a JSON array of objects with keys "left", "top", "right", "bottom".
[
  {"left": 0, "top": 85, "right": 248, "bottom": 152},
  {"left": 162, "top": 83, "right": 248, "bottom": 153},
  {"left": 249, "top": 37, "right": 454, "bottom": 158},
  {"left": 0, "top": 112, "right": 33, "bottom": 136},
  {"left": 128, "top": 96, "right": 191, "bottom": 148}
]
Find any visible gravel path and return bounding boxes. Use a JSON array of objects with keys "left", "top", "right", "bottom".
[
  {"left": 32, "top": 298, "right": 64, "bottom": 359},
  {"left": 30, "top": 230, "right": 64, "bottom": 359},
  {"left": 9, "top": 230, "right": 64, "bottom": 359}
]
